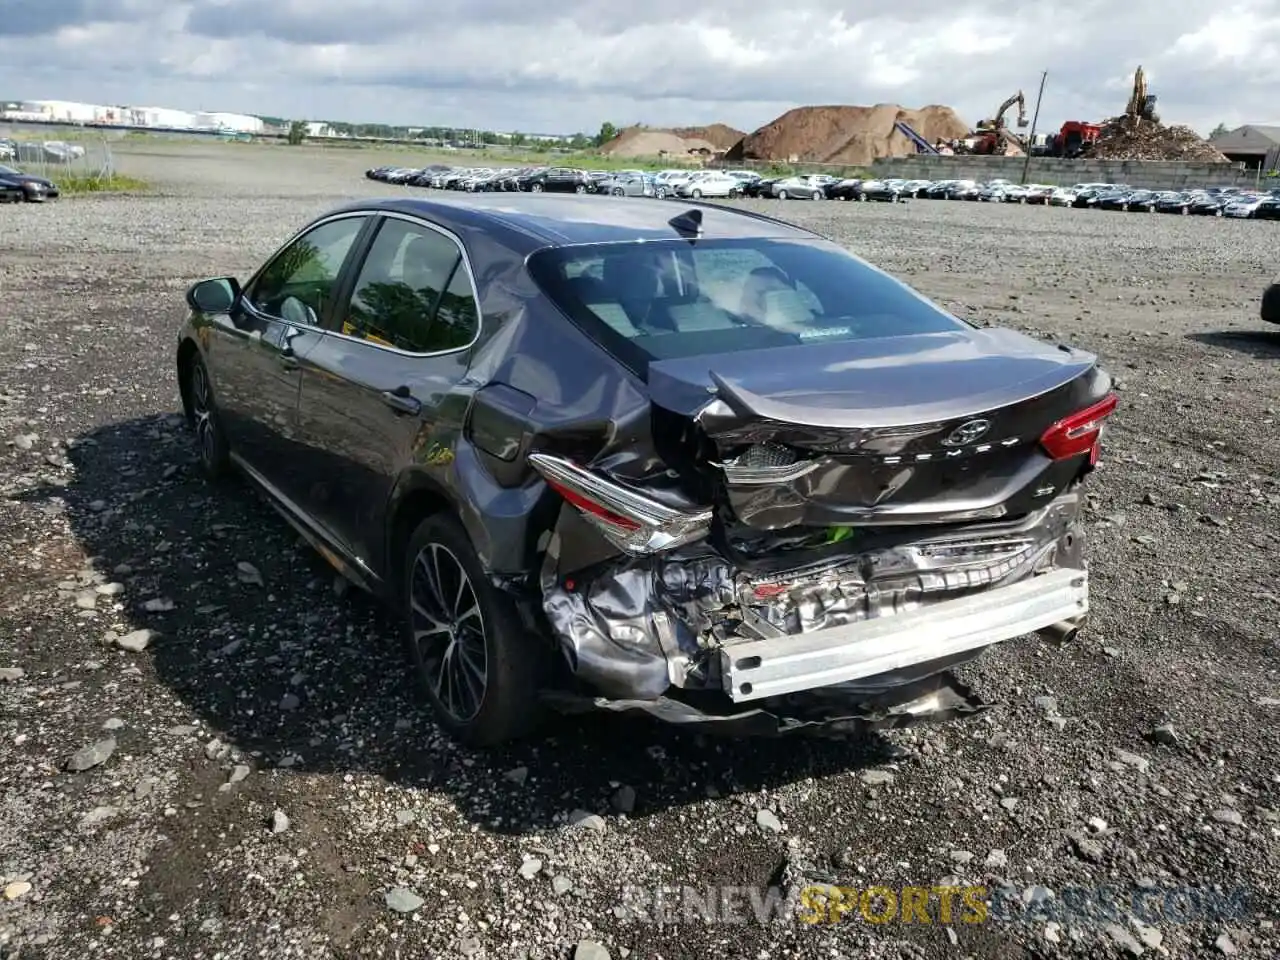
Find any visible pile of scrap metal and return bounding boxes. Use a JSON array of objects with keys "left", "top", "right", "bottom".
[{"left": 1088, "top": 67, "right": 1228, "bottom": 162}]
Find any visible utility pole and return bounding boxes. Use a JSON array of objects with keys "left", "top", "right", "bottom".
[{"left": 1021, "top": 71, "right": 1048, "bottom": 185}]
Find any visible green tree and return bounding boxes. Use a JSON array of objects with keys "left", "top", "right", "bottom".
[
  {"left": 595, "top": 121, "right": 618, "bottom": 147},
  {"left": 1209, "top": 122, "right": 1230, "bottom": 139},
  {"left": 286, "top": 120, "right": 308, "bottom": 145}
]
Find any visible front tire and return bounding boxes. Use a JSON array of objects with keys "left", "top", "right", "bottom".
[
  {"left": 186, "top": 354, "right": 231, "bottom": 480},
  {"left": 402, "top": 514, "right": 543, "bottom": 747}
]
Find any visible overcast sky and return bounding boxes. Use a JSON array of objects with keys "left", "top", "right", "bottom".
[{"left": 1, "top": 1, "right": 1277, "bottom": 136}]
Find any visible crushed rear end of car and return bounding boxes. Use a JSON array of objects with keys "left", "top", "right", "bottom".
[{"left": 521, "top": 235, "right": 1115, "bottom": 735}]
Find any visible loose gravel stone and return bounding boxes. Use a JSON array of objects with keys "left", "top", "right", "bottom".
[
  {"left": 116, "top": 628, "right": 156, "bottom": 652},
  {"left": 66, "top": 738, "right": 116, "bottom": 771},
  {"left": 384, "top": 887, "right": 424, "bottom": 913}
]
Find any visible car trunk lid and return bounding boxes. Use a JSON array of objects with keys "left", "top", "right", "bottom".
[{"left": 647, "top": 329, "right": 1108, "bottom": 529}]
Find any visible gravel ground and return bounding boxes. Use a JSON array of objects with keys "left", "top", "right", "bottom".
[{"left": 2, "top": 141, "right": 1279, "bottom": 960}]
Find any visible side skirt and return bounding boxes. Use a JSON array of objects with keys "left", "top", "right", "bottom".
[{"left": 229, "top": 452, "right": 386, "bottom": 598}]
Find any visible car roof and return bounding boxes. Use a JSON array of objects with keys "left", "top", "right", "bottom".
[{"left": 325, "top": 194, "right": 818, "bottom": 251}]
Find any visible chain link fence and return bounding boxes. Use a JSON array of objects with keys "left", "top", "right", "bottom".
[{"left": 0, "top": 129, "right": 115, "bottom": 181}]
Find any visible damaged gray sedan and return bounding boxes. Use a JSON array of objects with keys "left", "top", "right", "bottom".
[{"left": 176, "top": 194, "right": 1116, "bottom": 746}]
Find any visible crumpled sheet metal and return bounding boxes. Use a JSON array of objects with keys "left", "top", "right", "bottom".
[
  {"left": 542, "top": 492, "right": 1083, "bottom": 704},
  {"left": 546, "top": 670, "right": 992, "bottom": 738}
]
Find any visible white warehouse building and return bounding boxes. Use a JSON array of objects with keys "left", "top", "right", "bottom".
[
  {"left": 128, "top": 106, "right": 198, "bottom": 129},
  {"left": 195, "top": 111, "right": 265, "bottom": 134},
  {"left": 17, "top": 99, "right": 104, "bottom": 123}
]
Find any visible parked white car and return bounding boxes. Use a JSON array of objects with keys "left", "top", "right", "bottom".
[
  {"left": 676, "top": 173, "right": 745, "bottom": 199},
  {"left": 1223, "top": 194, "right": 1267, "bottom": 218},
  {"left": 1049, "top": 187, "right": 1079, "bottom": 207}
]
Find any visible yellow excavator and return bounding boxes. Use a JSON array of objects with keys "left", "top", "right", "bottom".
[
  {"left": 1125, "top": 66, "right": 1159, "bottom": 122},
  {"left": 972, "top": 91, "right": 1030, "bottom": 155}
]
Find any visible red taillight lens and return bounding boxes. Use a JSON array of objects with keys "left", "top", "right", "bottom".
[
  {"left": 543, "top": 477, "right": 641, "bottom": 531},
  {"left": 1039, "top": 393, "right": 1118, "bottom": 460}
]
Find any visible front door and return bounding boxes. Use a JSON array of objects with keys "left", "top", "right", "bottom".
[
  {"left": 214, "top": 214, "right": 369, "bottom": 504},
  {"left": 294, "top": 214, "right": 480, "bottom": 572}
]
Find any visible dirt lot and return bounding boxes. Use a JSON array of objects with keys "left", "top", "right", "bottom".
[{"left": 2, "top": 141, "right": 1278, "bottom": 960}]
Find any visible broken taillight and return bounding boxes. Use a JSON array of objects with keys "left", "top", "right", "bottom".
[
  {"left": 1039, "top": 393, "right": 1118, "bottom": 460},
  {"left": 528, "top": 453, "right": 712, "bottom": 555}
]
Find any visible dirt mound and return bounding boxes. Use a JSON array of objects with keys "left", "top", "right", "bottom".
[
  {"left": 671, "top": 123, "right": 745, "bottom": 150},
  {"left": 599, "top": 123, "right": 743, "bottom": 158},
  {"left": 1088, "top": 117, "right": 1228, "bottom": 162},
  {"left": 724, "top": 104, "right": 970, "bottom": 165}
]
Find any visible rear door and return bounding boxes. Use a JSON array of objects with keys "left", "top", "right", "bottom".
[
  {"left": 293, "top": 213, "right": 481, "bottom": 572},
  {"left": 212, "top": 213, "right": 371, "bottom": 502}
]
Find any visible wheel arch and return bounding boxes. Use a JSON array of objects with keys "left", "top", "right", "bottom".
[{"left": 176, "top": 336, "right": 201, "bottom": 423}]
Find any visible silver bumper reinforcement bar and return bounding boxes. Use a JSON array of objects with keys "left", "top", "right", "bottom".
[{"left": 720, "top": 567, "right": 1088, "bottom": 702}]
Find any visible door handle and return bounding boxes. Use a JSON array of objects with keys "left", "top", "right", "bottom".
[{"left": 381, "top": 387, "right": 422, "bottom": 416}]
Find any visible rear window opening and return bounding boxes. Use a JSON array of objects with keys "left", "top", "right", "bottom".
[{"left": 526, "top": 237, "right": 966, "bottom": 374}]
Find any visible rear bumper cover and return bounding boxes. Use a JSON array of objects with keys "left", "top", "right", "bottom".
[{"left": 721, "top": 567, "right": 1087, "bottom": 702}]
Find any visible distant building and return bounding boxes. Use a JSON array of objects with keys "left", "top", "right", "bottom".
[
  {"left": 303, "top": 121, "right": 334, "bottom": 138},
  {"left": 15, "top": 99, "right": 102, "bottom": 123},
  {"left": 195, "top": 111, "right": 265, "bottom": 134},
  {"left": 1209, "top": 124, "right": 1280, "bottom": 170},
  {"left": 128, "top": 106, "right": 198, "bottom": 129}
]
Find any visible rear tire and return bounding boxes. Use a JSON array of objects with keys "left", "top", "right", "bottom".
[
  {"left": 185, "top": 354, "right": 231, "bottom": 480},
  {"left": 402, "top": 514, "right": 544, "bottom": 747}
]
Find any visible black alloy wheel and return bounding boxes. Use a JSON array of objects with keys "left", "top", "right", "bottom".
[
  {"left": 403, "top": 514, "right": 542, "bottom": 745},
  {"left": 187, "top": 355, "right": 230, "bottom": 478},
  {"left": 410, "top": 540, "right": 488, "bottom": 723}
]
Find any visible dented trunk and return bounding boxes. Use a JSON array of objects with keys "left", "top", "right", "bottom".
[{"left": 647, "top": 329, "right": 1112, "bottom": 529}]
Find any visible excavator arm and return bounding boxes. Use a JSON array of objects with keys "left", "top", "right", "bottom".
[{"left": 983, "top": 91, "right": 1029, "bottom": 132}]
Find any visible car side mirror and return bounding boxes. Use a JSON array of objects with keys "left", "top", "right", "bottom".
[
  {"left": 1262, "top": 283, "right": 1280, "bottom": 326},
  {"left": 187, "top": 277, "right": 241, "bottom": 314}
]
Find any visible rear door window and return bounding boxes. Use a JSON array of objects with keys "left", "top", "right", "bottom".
[{"left": 339, "top": 218, "right": 479, "bottom": 353}]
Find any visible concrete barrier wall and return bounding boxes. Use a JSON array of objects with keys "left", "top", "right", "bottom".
[{"left": 868, "top": 155, "right": 1253, "bottom": 189}]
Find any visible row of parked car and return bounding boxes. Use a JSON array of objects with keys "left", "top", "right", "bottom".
[
  {"left": 884, "top": 178, "right": 1280, "bottom": 219},
  {"left": 364, "top": 164, "right": 1280, "bottom": 220},
  {"left": 365, "top": 163, "right": 766, "bottom": 199}
]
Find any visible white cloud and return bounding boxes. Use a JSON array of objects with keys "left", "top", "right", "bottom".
[{"left": 1, "top": 0, "right": 1276, "bottom": 135}]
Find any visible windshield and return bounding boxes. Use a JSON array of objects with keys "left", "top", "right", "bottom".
[{"left": 526, "top": 238, "right": 966, "bottom": 373}]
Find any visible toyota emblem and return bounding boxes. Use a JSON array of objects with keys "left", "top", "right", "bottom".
[{"left": 941, "top": 419, "right": 992, "bottom": 446}]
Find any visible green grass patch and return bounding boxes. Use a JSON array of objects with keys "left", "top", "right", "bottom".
[{"left": 56, "top": 172, "right": 149, "bottom": 194}]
